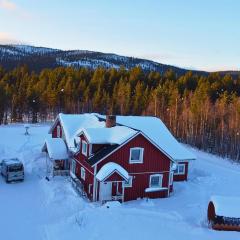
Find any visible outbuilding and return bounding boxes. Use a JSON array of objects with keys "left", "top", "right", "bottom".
[
  {"left": 42, "top": 138, "right": 69, "bottom": 176},
  {"left": 208, "top": 196, "right": 240, "bottom": 231}
]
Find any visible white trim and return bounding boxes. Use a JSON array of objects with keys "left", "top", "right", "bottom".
[
  {"left": 81, "top": 167, "right": 86, "bottom": 180},
  {"left": 82, "top": 140, "right": 88, "bottom": 156},
  {"left": 149, "top": 174, "right": 163, "bottom": 188},
  {"left": 129, "top": 170, "right": 170, "bottom": 175},
  {"left": 124, "top": 176, "right": 133, "bottom": 188},
  {"left": 174, "top": 163, "right": 185, "bottom": 175},
  {"left": 129, "top": 147, "right": 144, "bottom": 164}
]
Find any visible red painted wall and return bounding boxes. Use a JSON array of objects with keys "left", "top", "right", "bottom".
[
  {"left": 96, "top": 134, "right": 171, "bottom": 201},
  {"left": 73, "top": 134, "right": 95, "bottom": 200},
  {"left": 173, "top": 162, "right": 189, "bottom": 181}
]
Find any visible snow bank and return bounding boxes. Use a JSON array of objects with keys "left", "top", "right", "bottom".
[
  {"left": 210, "top": 195, "right": 240, "bottom": 218},
  {"left": 96, "top": 162, "right": 129, "bottom": 181}
]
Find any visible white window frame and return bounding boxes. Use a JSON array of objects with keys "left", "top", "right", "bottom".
[
  {"left": 124, "top": 176, "right": 133, "bottom": 188},
  {"left": 129, "top": 147, "right": 144, "bottom": 164},
  {"left": 71, "top": 159, "right": 76, "bottom": 176},
  {"left": 81, "top": 167, "right": 86, "bottom": 180},
  {"left": 149, "top": 174, "right": 163, "bottom": 188},
  {"left": 82, "top": 140, "right": 88, "bottom": 156},
  {"left": 174, "top": 164, "right": 185, "bottom": 175},
  {"left": 57, "top": 125, "right": 61, "bottom": 138}
]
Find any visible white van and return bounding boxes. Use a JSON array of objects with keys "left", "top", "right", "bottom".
[{"left": 1, "top": 158, "right": 24, "bottom": 183}]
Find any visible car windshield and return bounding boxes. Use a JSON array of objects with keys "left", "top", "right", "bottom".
[{"left": 8, "top": 165, "right": 23, "bottom": 172}]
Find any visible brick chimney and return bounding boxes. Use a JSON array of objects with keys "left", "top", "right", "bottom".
[{"left": 106, "top": 115, "right": 116, "bottom": 128}]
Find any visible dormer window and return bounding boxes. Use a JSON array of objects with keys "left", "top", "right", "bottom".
[
  {"left": 82, "top": 140, "right": 88, "bottom": 156},
  {"left": 129, "top": 147, "right": 144, "bottom": 163},
  {"left": 57, "top": 125, "right": 61, "bottom": 138}
]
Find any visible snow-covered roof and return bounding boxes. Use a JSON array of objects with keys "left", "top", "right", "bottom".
[
  {"left": 96, "top": 162, "right": 129, "bottom": 182},
  {"left": 54, "top": 113, "right": 105, "bottom": 151},
  {"left": 2, "top": 158, "right": 22, "bottom": 165},
  {"left": 96, "top": 114, "right": 196, "bottom": 161},
  {"left": 79, "top": 126, "right": 137, "bottom": 144},
  {"left": 210, "top": 196, "right": 240, "bottom": 218},
  {"left": 42, "top": 138, "right": 68, "bottom": 160}
]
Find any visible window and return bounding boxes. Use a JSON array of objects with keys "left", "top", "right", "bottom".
[
  {"left": 174, "top": 164, "right": 185, "bottom": 175},
  {"left": 88, "top": 184, "right": 92, "bottom": 194},
  {"left": 81, "top": 167, "right": 86, "bottom": 180},
  {"left": 57, "top": 125, "right": 61, "bottom": 138},
  {"left": 129, "top": 148, "right": 144, "bottom": 163},
  {"left": 124, "top": 176, "right": 133, "bottom": 188},
  {"left": 149, "top": 174, "right": 163, "bottom": 188},
  {"left": 71, "top": 159, "right": 76, "bottom": 175},
  {"left": 82, "top": 140, "right": 88, "bottom": 156}
]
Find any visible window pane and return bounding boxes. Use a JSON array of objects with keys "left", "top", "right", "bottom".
[
  {"left": 179, "top": 165, "right": 184, "bottom": 174},
  {"left": 131, "top": 149, "right": 140, "bottom": 161},
  {"left": 150, "top": 176, "right": 160, "bottom": 187}
]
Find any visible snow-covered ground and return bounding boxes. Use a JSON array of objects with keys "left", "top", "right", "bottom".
[{"left": 0, "top": 124, "right": 239, "bottom": 240}]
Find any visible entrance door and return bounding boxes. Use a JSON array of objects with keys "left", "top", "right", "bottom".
[{"left": 99, "top": 182, "right": 112, "bottom": 201}]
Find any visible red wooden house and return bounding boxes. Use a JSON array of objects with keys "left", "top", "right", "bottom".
[{"left": 46, "top": 113, "right": 195, "bottom": 202}]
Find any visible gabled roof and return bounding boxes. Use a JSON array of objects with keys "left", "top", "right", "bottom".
[
  {"left": 49, "top": 113, "right": 195, "bottom": 161},
  {"left": 49, "top": 113, "right": 104, "bottom": 152},
  {"left": 42, "top": 138, "right": 68, "bottom": 160},
  {"left": 96, "top": 114, "right": 196, "bottom": 161},
  {"left": 96, "top": 162, "right": 129, "bottom": 182}
]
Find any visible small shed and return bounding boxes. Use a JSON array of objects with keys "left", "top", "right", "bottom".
[
  {"left": 208, "top": 196, "right": 240, "bottom": 231},
  {"left": 42, "top": 138, "right": 69, "bottom": 176}
]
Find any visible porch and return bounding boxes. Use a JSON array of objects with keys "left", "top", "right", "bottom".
[
  {"left": 42, "top": 138, "right": 69, "bottom": 177},
  {"left": 96, "top": 162, "right": 129, "bottom": 203}
]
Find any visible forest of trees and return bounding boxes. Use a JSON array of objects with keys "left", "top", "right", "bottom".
[{"left": 0, "top": 65, "right": 240, "bottom": 161}]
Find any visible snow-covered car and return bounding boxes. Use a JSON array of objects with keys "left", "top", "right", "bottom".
[{"left": 1, "top": 158, "right": 24, "bottom": 183}]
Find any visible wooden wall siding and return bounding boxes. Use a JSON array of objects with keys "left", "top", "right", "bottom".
[
  {"left": 73, "top": 134, "right": 95, "bottom": 200},
  {"left": 173, "top": 162, "right": 188, "bottom": 181},
  {"left": 52, "top": 121, "right": 62, "bottom": 138},
  {"left": 96, "top": 134, "right": 171, "bottom": 201},
  {"left": 97, "top": 134, "right": 171, "bottom": 173},
  {"left": 124, "top": 172, "right": 169, "bottom": 201}
]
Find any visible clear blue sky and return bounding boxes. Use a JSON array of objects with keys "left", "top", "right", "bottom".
[{"left": 0, "top": 0, "right": 239, "bottom": 71}]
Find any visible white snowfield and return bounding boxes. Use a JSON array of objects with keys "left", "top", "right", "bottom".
[{"left": 0, "top": 124, "right": 240, "bottom": 240}]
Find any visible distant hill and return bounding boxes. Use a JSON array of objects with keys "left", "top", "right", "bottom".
[{"left": 0, "top": 44, "right": 239, "bottom": 76}]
